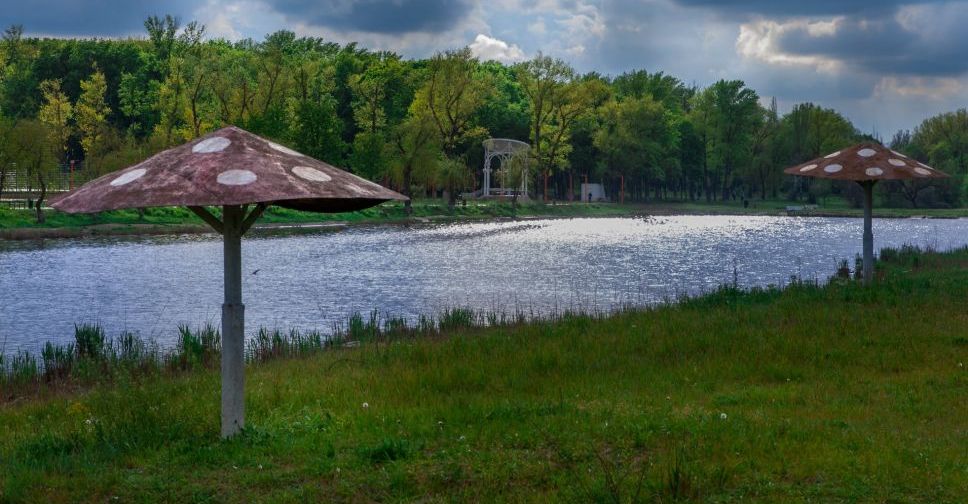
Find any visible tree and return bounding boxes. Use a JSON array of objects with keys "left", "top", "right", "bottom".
[
  {"left": 389, "top": 104, "right": 440, "bottom": 214},
  {"left": 289, "top": 94, "right": 345, "bottom": 166},
  {"left": 435, "top": 157, "right": 473, "bottom": 210},
  {"left": 594, "top": 94, "right": 676, "bottom": 201},
  {"left": 691, "top": 80, "right": 761, "bottom": 201},
  {"left": 748, "top": 97, "right": 779, "bottom": 200},
  {"left": 415, "top": 48, "right": 493, "bottom": 157},
  {"left": 10, "top": 119, "right": 55, "bottom": 222},
  {"left": 75, "top": 66, "right": 113, "bottom": 174},
  {"left": 37, "top": 79, "right": 72, "bottom": 165}
]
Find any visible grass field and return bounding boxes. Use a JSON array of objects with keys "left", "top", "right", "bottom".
[{"left": 1, "top": 247, "right": 966, "bottom": 502}]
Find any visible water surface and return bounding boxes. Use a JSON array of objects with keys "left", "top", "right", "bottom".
[{"left": 2, "top": 215, "right": 967, "bottom": 353}]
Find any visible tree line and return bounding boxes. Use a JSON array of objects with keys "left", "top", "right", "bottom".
[{"left": 1, "top": 17, "right": 965, "bottom": 222}]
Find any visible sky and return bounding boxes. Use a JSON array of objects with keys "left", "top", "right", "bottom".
[{"left": 5, "top": 0, "right": 968, "bottom": 136}]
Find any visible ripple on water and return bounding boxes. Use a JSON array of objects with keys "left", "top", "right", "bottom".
[{"left": 2, "top": 216, "right": 967, "bottom": 353}]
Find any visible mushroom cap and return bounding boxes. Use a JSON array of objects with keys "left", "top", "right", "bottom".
[
  {"left": 784, "top": 143, "right": 949, "bottom": 181},
  {"left": 52, "top": 126, "right": 407, "bottom": 214}
]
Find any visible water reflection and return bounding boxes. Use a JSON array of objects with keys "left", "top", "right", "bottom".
[{"left": 2, "top": 216, "right": 966, "bottom": 353}]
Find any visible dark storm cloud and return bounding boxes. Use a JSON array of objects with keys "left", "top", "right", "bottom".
[
  {"left": 769, "top": 10, "right": 968, "bottom": 76},
  {"left": 267, "top": 0, "right": 474, "bottom": 33},
  {"left": 671, "top": 0, "right": 941, "bottom": 17},
  {"left": 0, "top": 1, "right": 197, "bottom": 36}
]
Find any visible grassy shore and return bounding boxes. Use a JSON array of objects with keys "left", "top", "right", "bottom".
[
  {"left": 2, "top": 198, "right": 967, "bottom": 239},
  {"left": 1, "top": 247, "right": 966, "bottom": 502},
  {"left": 0, "top": 200, "right": 644, "bottom": 239}
]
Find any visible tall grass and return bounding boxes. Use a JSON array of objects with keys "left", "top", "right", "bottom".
[{"left": 0, "top": 304, "right": 545, "bottom": 399}]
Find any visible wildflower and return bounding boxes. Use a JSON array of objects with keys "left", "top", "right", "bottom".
[
  {"left": 720, "top": 413, "right": 728, "bottom": 420},
  {"left": 362, "top": 402, "right": 369, "bottom": 409}
]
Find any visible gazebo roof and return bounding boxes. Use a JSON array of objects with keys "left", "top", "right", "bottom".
[
  {"left": 52, "top": 126, "right": 406, "bottom": 214},
  {"left": 783, "top": 143, "right": 948, "bottom": 181}
]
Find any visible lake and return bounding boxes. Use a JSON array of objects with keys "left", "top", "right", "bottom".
[{"left": 2, "top": 215, "right": 967, "bottom": 354}]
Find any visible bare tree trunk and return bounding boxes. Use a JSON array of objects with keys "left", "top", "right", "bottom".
[
  {"left": 35, "top": 175, "right": 47, "bottom": 224},
  {"left": 403, "top": 163, "right": 413, "bottom": 216}
]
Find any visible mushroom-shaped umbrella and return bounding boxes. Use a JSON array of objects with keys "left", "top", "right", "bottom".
[
  {"left": 783, "top": 143, "right": 948, "bottom": 284},
  {"left": 52, "top": 126, "right": 406, "bottom": 437}
]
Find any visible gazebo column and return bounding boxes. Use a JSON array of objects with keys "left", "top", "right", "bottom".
[
  {"left": 861, "top": 181, "right": 875, "bottom": 285},
  {"left": 221, "top": 204, "right": 246, "bottom": 437}
]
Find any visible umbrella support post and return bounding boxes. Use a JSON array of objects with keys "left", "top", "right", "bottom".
[
  {"left": 189, "top": 204, "right": 268, "bottom": 438},
  {"left": 221, "top": 205, "right": 245, "bottom": 438},
  {"left": 861, "top": 181, "right": 875, "bottom": 285}
]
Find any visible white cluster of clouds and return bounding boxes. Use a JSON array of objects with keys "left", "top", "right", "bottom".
[{"left": 468, "top": 34, "right": 526, "bottom": 63}]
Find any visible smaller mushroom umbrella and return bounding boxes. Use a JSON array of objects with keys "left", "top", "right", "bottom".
[
  {"left": 783, "top": 143, "right": 948, "bottom": 284},
  {"left": 52, "top": 126, "right": 407, "bottom": 437}
]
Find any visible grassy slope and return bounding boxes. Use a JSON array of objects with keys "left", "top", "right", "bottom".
[{"left": 1, "top": 250, "right": 967, "bottom": 502}]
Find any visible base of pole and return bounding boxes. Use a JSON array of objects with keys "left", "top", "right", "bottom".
[{"left": 221, "top": 302, "right": 245, "bottom": 438}]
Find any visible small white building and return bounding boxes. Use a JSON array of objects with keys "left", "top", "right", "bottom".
[{"left": 580, "top": 183, "right": 607, "bottom": 202}]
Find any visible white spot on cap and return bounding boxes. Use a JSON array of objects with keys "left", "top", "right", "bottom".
[
  {"left": 914, "top": 167, "right": 932, "bottom": 176},
  {"left": 888, "top": 159, "right": 906, "bottom": 167},
  {"left": 292, "top": 166, "right": 332, "bottom": 182},
  {"left": 857, "top": 148, "right": 877, "bottom": 157},
  {"left": 110, "top": 168, "right": 147, "bottom": 186},
  {"left": 824, "top": 151, "right": 841, "bottom": 159},
  {"left": 824, "top": 164, "right": 843, "bottom": 174},
  {"left": 799, "top": 164, "right": 818, "bottom": 172},
  {"left": 268, "top": 141, "right": 302, "bottom": 156},
  {"left": 891, "top": 150, "right": 907, "bottom": 158},
  {"left": 865, "top": 167, "right": 884, "bottom": 177},
  {"left": 193, "top": 137, "right": 231, "bottom": 154},
  {"left": 217, "top": 169, "right": 257, "bottom": 186}
]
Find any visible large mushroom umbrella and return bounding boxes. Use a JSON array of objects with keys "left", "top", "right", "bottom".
[
  {"left": 52, "top": 126, "right": 406, "bottom": 437},
  {"left": 784, "top": 143, "right": 948, "bottom": 284}
]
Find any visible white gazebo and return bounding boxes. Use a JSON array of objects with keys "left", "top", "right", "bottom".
[{"left": 481, "top": 138, "right": 530, "bottom": 198}]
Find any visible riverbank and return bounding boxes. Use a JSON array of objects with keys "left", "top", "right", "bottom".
[
  {"left": 3, "top": 199, "right": 967, "bottom": 240},
  {"left": 1, "top": 246, "right": 965, "bottom": 502}
]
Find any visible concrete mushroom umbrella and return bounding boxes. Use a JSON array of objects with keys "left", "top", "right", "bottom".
[
  {"left": 784, "top": 143, "right": 948, "bottom": 284},
  {"left": 52, "top": 126, "right": 406, "bottom": 437}
]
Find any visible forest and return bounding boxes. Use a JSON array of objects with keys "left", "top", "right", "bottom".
[{"left": 1, "top": 16, "right": 966, "bottom": 220}]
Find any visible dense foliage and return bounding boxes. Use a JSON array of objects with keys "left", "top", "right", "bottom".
[{"left": 1, "top": 18, "right": 965, "bottom": 213}]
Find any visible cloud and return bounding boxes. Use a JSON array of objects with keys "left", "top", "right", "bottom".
[
  {"left": 671, "top": 0, "right": 942, "bottom": 18},
  {"left": 734, "top": 3, "right": 968, "bottom": 77},
  {"left": 469, "top": 34, "right": 526, "bottom": 63},
  {"left": 265, "top": 0, "right": 474, "bottom": 34}
]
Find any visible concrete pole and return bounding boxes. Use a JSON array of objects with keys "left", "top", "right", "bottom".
[
  {"left": 221, "top": 205, "right": 245, "bottom": 437},
  {"left": 862, "top": 181, "right": 875, "bottom": 285}
]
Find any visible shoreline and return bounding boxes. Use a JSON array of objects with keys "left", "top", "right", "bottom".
[{"left": 1, "top": 202, "right": 964, "bottom": 241}]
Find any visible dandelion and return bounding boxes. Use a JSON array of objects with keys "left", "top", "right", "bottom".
[
  {"left": 720, "top": 412, "right": 728, "bottom": 420},
  {"left": 362, "top": 402, "right": 369, "bottom": 409}
]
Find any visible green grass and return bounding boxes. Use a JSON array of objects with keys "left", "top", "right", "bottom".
[
  {"left": 1, "top": 248, "right": 966, "bottom": 502},
  {"left": 0, "top": 199, "right": 643, "bottom": 235}
]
